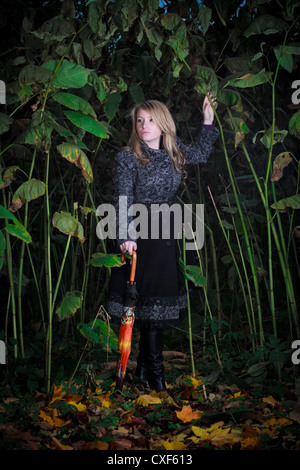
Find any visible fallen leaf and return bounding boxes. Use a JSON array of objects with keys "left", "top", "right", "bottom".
[
  {"left": 111, "top": 438, "right": 135, "bottom": 450},
  {"left": 67, "top": 400, "right": 86, "bottom": 412},
  {"left": 265, "top": 417, "right": 293, "bottom": 429},
  {"left": 241, "top": 435, "right": 260, "bottom": 449},
  {"left": 262, "top": 396, "right": 280, "bottom": 408},
  {"left": 39, "top": 408, "right": 71, "bottom": 428},
  {"left": 134, "top": 394, "right": 162, "bottom": 406},
  {"left": 85, "top": 440, "right": 109, "bottom": 450},
  {"left": 49, "top": 384, "right": 66, "bottom": 404},
  {"left": 163, "top": 438, "right": 186, "bottom": 450},
  {"left": 176, "top": 405, "right": 203, "bottom": 423}
]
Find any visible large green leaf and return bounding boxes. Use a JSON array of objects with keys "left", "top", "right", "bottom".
[
  {"left": 57, "top": 142, "right": 93, "bottom": 183},
  {"left": 52, "top": 211, "right": 86, "bottom": 243},
  {"left": 9, "top": 179, "right": 46, "bottom": 212},
  {"left": 129, "top": 84, "right": 145, "bottom": 104},
  {"left": 77, "top": 319, "right": 119, "bottom": 352},
  {"left": 0, "top": 205, "right": 18, "bottom": 222},
  {"left": 271, "top": 194, "right": 300, "bottom": 211},
  {"left": 198, "top": 6, "right": 212, "bottom": 35},
  {"left": 103, "top": 92, "right": 122, "bottom": 121},
  {"left": 91, "top": 252, "right": 124, "bottom": 268},
  {"left": 227, "top": 69, "right": 272, "bottom": 88},
  {"left": 5, "top": 221, "right": 32, "bottom": 244},
  {"left": 56, "top": 291, "right": 82, "bottom": 321},
  {"left": 41, "top": 59, "right": 91, "bottom": 89},
  {"left": 19, "top": 64, "right": 52, "bottom": 85},
  {"left": 52, "top": 92, "right": 96, "bottom": 118},
  {"left": 194, "top": 66, "right": 218, "bottom": 96},
  {"left": 289, "top": 110, "right": 300, "bottom": 139},
  {"left": 63, "top": 110, "right": 109, "bottom": 138},
  {"left": 160, "top": 13, "right": 182, "bottom": 30},
  {"left": 244, "top": 15, "right": 288, "bottom": 38},
  {"left": 274, "top": 46, "right": 293, "bottom": 73}
]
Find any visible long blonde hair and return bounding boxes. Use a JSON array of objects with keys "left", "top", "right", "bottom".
[{"left": 127, "top": 100, "right": 186, "bottom": 172}]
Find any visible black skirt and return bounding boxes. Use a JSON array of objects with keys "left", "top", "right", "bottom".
[{"left": 106, "top": 211, "right": 196, "bottom": 330}]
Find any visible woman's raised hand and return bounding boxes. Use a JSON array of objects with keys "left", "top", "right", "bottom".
[
  {"left": 120, "top": 240, "right": 137, "bottom": 255},
  {"left": 203, "top": 93, "right": 217, "bottom": 125}
]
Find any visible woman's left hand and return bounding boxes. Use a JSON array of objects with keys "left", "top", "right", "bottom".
[{"left": 203, "top": 93, "right": 217, "bottom": 125}]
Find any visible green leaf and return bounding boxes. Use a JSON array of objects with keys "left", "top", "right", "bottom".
[
  {"left": 52, "top": 92, "right": 96, "bottom": 118},
  {"left": 253, "top": 126, "right": 288, "bottom": 148},
  {"left": 177, "top": 258, "right": 206, "bottom": 287},
  {"left": 9, "top": 179, "right": 46, "bottom": 212},
  {"left": 274, "top": 46, "right": 293, "bottom": 73},
  {"left": 0, "top": 113, "right": 13, "bottom": 135},
  {"left": 52, "top": 211, "right": 85, "bottom": 243},
  {"left": 46, "top": 114, "right": 89, "bottom": 150},
  {"left": 57, "top": 142, "right": 93, "bottom": 183},
  {"left": 244, "top": 15, "right": 288, "bottom": 38},
  {"left": 129, "top": 84, "right": 145, "bottom": 104},
  {"left": 64, "top": 110, "right": 108, "bottom": 138},
  {"left": 160, "top": 13, "right": 182, "bottom": 30},
  {"left": 134, "top": 56, "right": 156, "bottom": 84},
  {"left": 227, "top": 69, "right": 272, "bottom": 88},
  {"left": 89, "top": 72, "right": 107, "bottom": 102},
  {"left": 271, "top": 194, "right": 300, "bottom": 211},
  {"left": 41, "top": 59, "right": 91, "bottom": 89},
  {"left": 77, "top": 319, "right": 119, "bottom": 352},
  {"left": 5, "top": 221, "right": 32, "bottom": 244},
  {"left": 19, "top": 64, "right": 52, "bottom": 85},
  {"left": 289, "top": 110, "right": 300, "bottom": 139},
  {"left": 0, "top": 205, "right": 18, "bottom": 222},
  {"left": 56, "top": 291, "right": 82, "bottom": 320},
  {"left": 0, "top": 229, "right": 6, "bottom": 270},
  {"left": 103, "top": 92, "right": 122, "bottom": 121},
  {"left": 194, "top": 66, "right": 218, "bottom": 96},
  {"left": 198, "top": 6, "right": 212, "bottom": 35},
  {"left": 0, "top": 166, "right": 19, "bottom": 190},
  {"left": 91, "top": 252, "right": 124, "bottom": 268}
]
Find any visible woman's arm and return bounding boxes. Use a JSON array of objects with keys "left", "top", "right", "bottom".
[
  {"left": 112, "top": 150, "right": 138, "bottom": 252},
  {"left": 181, "top": 94, "right": 219, "bottom": 165}
]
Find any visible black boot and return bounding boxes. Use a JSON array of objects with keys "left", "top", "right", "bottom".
[
  {"left": 135, "top": 329, "right": 148, "bottom": 384},
  {"left": 144, "top": 328, "right": 166, "bottom": 392}
]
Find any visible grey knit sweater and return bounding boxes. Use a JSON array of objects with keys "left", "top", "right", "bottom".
[{"left": 112, "top": 124, "right": 219, "bottom": 246}]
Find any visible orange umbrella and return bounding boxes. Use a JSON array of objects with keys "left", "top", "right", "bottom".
[{"left": 116, "top": 249, "right": 137, "bottom": 391}]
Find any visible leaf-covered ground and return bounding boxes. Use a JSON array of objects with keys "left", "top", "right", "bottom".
[{"left": 1, "top": 349, "right": 300, "bottom": 451}]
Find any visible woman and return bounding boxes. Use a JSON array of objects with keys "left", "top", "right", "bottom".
[{"left": 107, "top": 96, "right": 219, "bottom": 392}]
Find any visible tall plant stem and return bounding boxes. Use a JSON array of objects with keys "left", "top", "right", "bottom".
[
  {"left": 3, "top": 194, "right": 17, "bottom": 359},
  {"left": 44, "top": 147, "right": 53, "bottom": 395},
  {"left": 207, "top": 187, "right": 256, "bottom": 351},
  {"left": 213, "top": 114, "right": 264, "bottom": 345},
  {"left": 241, "top": 142, "right": 299, "bottom": 337},
  {"left": 17, "top": 146, "right": 37, "bottom": 358},
  {"left": 182, "top": 228, "right": 195, "bottom": 377}
]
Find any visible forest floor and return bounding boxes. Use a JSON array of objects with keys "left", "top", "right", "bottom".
[{"left": 1, "top": 344, "right": 300, "bottom": 452}]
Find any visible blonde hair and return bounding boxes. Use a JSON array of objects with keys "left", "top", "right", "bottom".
[{"left": 127, "top": 100, "right": 186, "bottom": 172}]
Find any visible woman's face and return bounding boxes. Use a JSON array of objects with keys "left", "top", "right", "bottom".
[{"left": 136, "top": 108, "right": 162, "bottom": 149}]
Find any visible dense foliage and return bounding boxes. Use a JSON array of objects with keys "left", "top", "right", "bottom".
[{"left": 0, "top": 0, "right": 299, "bottom": 409}]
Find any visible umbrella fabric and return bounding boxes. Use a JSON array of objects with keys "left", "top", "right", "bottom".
[{"left": 116, "top": 251, "right": 137, "bottom": 391}]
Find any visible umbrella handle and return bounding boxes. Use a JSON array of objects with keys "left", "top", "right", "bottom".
[{"left": 121, "top": 249, "right": 137, "bottom": 285}]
